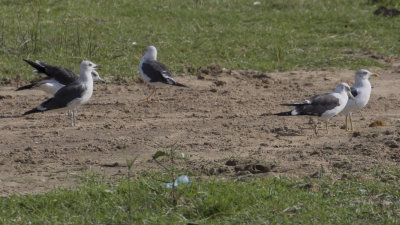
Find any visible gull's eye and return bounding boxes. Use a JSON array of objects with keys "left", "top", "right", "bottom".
[
  {"left": 362, "top": 71, "right": 367, "bottom": 75},
  {"left": 89, "top": 63, "right": 93, "bottom": 67}
]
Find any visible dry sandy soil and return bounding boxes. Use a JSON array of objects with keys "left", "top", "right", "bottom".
[{"left": 0, "top": 64, "right": 399, "bottom": 195}]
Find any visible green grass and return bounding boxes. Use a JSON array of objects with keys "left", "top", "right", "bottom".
[
  {"left": 0, "top": 0, "right": 399, "bottom": 81},
  {"left": 1, "top": 170, "right": 400, "bottom": 224}
]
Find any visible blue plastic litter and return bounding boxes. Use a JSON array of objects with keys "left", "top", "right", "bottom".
[{"left": 165, "top": 175, "right": 191, "bottom": 188}]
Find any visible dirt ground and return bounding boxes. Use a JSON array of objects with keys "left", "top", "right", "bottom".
[{"left": 0, "top": 63, "right": 399, "bottom": 196}]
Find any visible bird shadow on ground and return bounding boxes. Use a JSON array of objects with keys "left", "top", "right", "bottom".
[{"left": 0, "top": 115, "right": 24, "bottom": 119}]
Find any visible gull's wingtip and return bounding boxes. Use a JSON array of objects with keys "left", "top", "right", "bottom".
[
  {"left": 274, "top": 111, "right": 292, "bottom": 116},
  {"left": 23, "top": 108, "right": 41, "bottom": 115},
  {"left": 174, "top": 82, "right": 188, "bottom": 88},
  {"left": 16, "top": 84, "right": 35, "bottom": 91}
]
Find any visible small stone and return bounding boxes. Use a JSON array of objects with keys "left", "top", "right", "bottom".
[
  {"left": 217, "top": 167, "right": 229, "bottom": 174},
  {"left": 384, "top": 130, "right": 393, "bottom": 135},
  {"left": 352, "top": 131, "right": 361, "bottom": 137},
  {"left": 310, "top": 171, "right": 320, "bottom": 178},
  {"left": 340, "top": 173, "right": 350, "bottom": 180},
  {"left": 386, "top": 141, "right": 399, "bottom": 149},
  {"left": 208, "top": 167, "right": 217, "bottom": 175}
]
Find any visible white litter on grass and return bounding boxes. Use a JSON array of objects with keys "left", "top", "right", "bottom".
[
  {"left": 253, "top": 1, "right": 261, "bottom": 6},
  {"left": 132, "top": 42, "right": 137, "bottom": 45},
  {"left": 165, "top": 175, "right": 191, "bottom": 188}
]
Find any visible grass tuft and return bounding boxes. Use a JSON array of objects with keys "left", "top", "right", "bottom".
[
  {"left": 1, "top": 169, "right": 400, "bottom": 224},
  {"left": 0, "top": 0, "right": 399, "bottom": 81}
]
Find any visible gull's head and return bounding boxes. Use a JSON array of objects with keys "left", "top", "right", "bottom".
[
  {"left": 143, "top": 46, "right": 157, "bottom": 60},
  {"left": 91, "top": 70, "right": 105, "bottom": 83},
  {"left": 80, "top": 60, "right": 100, "bottom": 73},
  {"left": 335, "top": 82, "right": 354, "bottom": 100},
  {"left": 355, "top": 69, "right": 379, "bottom": 81}
]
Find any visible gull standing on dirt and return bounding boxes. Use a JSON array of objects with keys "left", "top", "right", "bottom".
[
  {"left": 275, "top": 82, "right": 355, "bottom": 134},
  {"left": 17, "top": 59, "right": 104, "bottom": 95},
  {"left": 340, "top": 69, "right": 379, "bottom": 131},
  {"left": 139, "top": 46, "right": 187, "bottom": 101},
  {"left": 23, "top": 61, "right": 100, "bottom": 126}
]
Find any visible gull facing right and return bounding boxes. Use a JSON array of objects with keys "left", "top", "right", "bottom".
[
  {"left": 24, "top": 61, "right": 99, "bottom": 126},
  {"left": 139, "top": 46, "right": 187, "bottom": 102},
  {"left": 341, "top": 69, "right": 379, "bottom": 131},
  {"left": 275, "top": 82, "right": 355, "bottom": 134}
]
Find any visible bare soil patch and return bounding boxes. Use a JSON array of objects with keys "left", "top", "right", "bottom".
[{"left": 0, "top": 65, "right": 399, "bottom": 195}]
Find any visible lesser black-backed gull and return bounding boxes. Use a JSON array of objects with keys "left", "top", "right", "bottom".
[
  {"left": 139, "top": 46, "right": 187, "bottom": 101},
  {"left": 23, "top": 61, "right": 99, "bottom": 126},
  {"left": 341, "top": 69, "right": 379, "bottom": 131},
  {"left": 275, "top": 82, "right": 355, "bottom": 134},
  {"left": 18, "top": 59, "right": 104, "bottom": 95}
]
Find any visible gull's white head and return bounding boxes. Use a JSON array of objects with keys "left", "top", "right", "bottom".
[
  {"left": 144, "top": 46, "right": 157, "bottom": 60},
  {"left": 91, "top": 70, "right": 105, "bottom": 82},
  {"left": 80, "top": 60, "right": 100, "bottom": 75},
  {"left": 335, "top": 82, "right": 354, "bottom": 100},
  {"left": 355, "top": 69, "right": 379, "bottom": 81}
]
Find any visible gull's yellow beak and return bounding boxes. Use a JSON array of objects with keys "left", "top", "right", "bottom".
[
  {"left": 371, "top": 73, "right": 379, "bottom": 77},
  {"left": 348, "top": 91, "right": 355, "bottom": 100}
]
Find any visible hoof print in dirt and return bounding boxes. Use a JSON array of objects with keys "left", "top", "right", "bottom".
[
  {"left": 197, "top": 74, "right": 205, "bottom": 80},
  {"left": 390, "top": 150, "right": 400, "bottom": 162},
  {"left": 195, "top": 65, "right": 224, "bottom": 77},
  {"left": 234, "top": 164, "right": 274, "bottom": 174},
  {"left": 309, "top": 171, "right": 321, "bottom": 178},
  {"left": 101, "top": 162, "right": 120, "bottom": 167},
  {"left": 208, "top": 166, "right": 232, "bottom": 175},
  {"left": 385, "top": 141, "right": 399, "bottom": 149},
  {"left": 225, "top": 159, "right": 239, "bottom": 166},
  {"left": 15, "top": 156, "right": 36, "bottom": 165},
  {"left": 24, "top": 147, "right": 33, "bottom": 151},
  {"left": 0, "top": 95, "right": 12, "bottom": 100},
  {"left": 332, "top": 161, "right": 352, "bottom": 169},
  {"left": 214, "top": 80, "right": 226, "bottom": 87},
  {"left": 340, "top": 173, "right": 351, "bottom": 180},
  {"left": 252, "top": 74, "right": 271, "bottom": 80}
]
